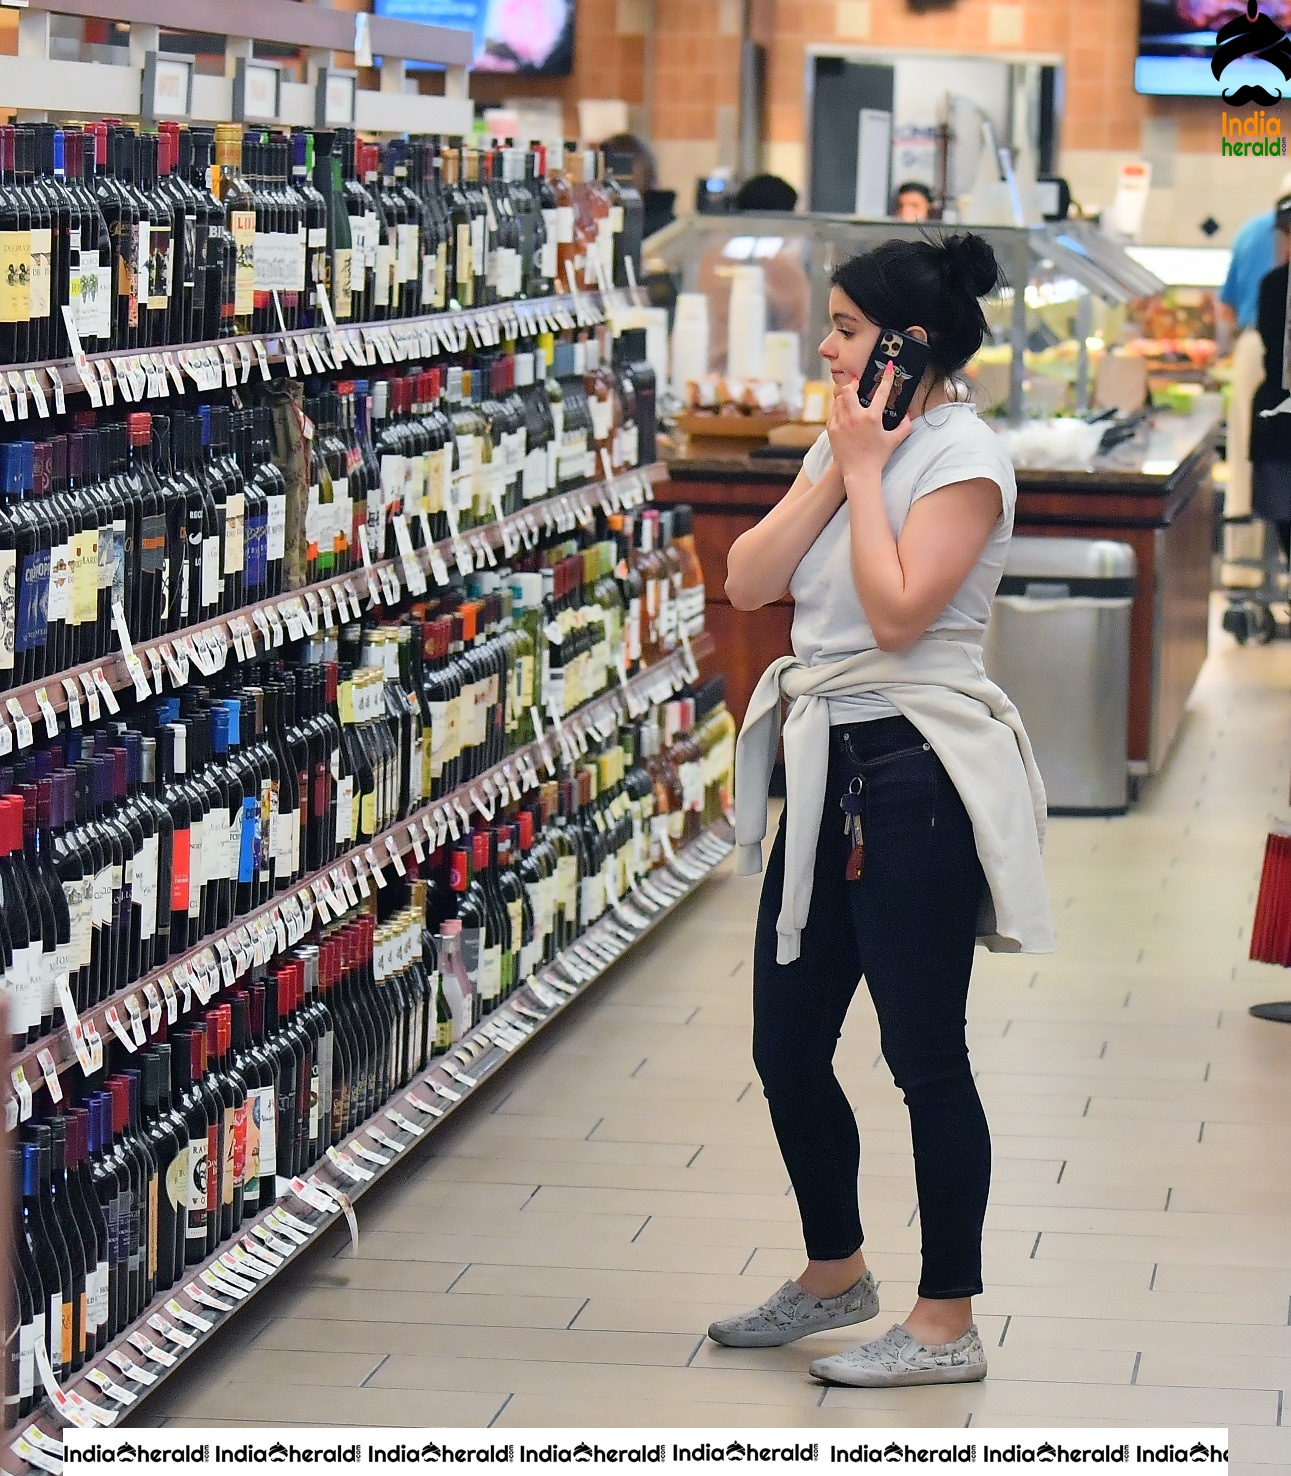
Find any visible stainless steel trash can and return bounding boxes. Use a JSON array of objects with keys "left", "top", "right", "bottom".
[{"left": 983, "top": 537, "right": 1137, "bottom": 815}]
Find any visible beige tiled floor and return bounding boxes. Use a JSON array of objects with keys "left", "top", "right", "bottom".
[{"left": 142, "top": 613, "right": 1291, "bottom": 1465}]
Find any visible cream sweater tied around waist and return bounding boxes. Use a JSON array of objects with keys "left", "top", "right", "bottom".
[{"left": 734, "top": 633, "right": 1057, "bottom": 965}]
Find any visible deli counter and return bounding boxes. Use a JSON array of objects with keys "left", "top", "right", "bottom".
[{"left": 642, "top": 215, "right": 1223, "bottom": 782}]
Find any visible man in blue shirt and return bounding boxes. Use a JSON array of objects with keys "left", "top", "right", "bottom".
[
  {"left": 1222, "top": 174, "right": 1291, "bottom": 524},
  {"left": 1220, "top": 209, "right": 1276, "bottom": 335}
]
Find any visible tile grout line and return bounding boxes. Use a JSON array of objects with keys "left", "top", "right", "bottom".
[
  {"left": 585, "top": 1116, "right": 604, "bottom": 1141},
  {"left": 816, "top": 1388, "right": 829, "bottom": 1408},
  {"left": 964, "top": 1413, "right": 973, "bottom": 1428},
  {"left": 997, "top": 1315, "right": 1012, "bottom": 1348},
  {"left": 358, "top": 1352, "right": 391, "bottom": 1389},
  {"left": 1149, "top": 1263, "right": 1158, "bottom": 1292},
  {"left": 631, "top": 1215, "right": 652, "bottom": 1243},
  {"left": 1030, "top": 1232, "right": 1042, "bottom": 1260},
  {"left": 1056, "top": 1160, "right": 1067, "bottom": 1185},
  {"left": 444, "top": 1264, "right": 473, "bottom": 1292},
  {"left": 519, "top": 1186, "right": 542, "bottom": 1212},
  {"left": 630, "top": 1058, "right": 648, "bottom": 1078},
  {"left": 685, "top": 1336, "right": 706, "bottom": 1367},
  {"left": 1163, "top": 1187, "right": 1173, "bottom": 1211},
  {"left": 739, "top": 1249, "right": 758, "bottom": 1275},
  {"left": 736, "top": 1082, "right": 752, "bottom": 1103},
  {"left": 567, "top": 1297, "right": 590, "bottom": 1330},
  {"left": 487, "top": 1393, "right": 515, "bottom": 1428},
  {"left": 1130, "top": 1351, "right": 1141, "bottom": 1386},
  {"left": 686, "top": 1146, "right": 704, "bottom": 1168}
]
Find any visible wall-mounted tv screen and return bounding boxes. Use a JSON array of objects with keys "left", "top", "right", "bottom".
[
  {"left": 1137, "top": 0, "right": 1291, "bottom": 97},
  {"left": 374, "top": 0, "right": 576, "bottom": 77}
]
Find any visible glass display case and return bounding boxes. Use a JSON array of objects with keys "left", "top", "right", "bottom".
[{"left": 643, "top": 213, "right": 1168, "bottom": 422}]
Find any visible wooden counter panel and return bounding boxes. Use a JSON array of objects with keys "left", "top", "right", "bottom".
[
  {"left": 1153, "top": 473, "right": 1215, "bottom": 773},
  {"left": 703, "top": 599, "right": 794, "bottom": 725}
]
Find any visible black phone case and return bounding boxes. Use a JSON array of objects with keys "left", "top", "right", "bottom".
[{"left": 856, "top": 329, "right": 931, "bottom": 430}]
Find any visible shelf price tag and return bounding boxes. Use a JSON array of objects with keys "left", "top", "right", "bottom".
[
  {"left": 106, "top": 1348, "right": 158, "bottom": 1387},
  {"left": 386, "top": 1107, "right": 425, "bottom": 1137},
  {"left": 105, "top": 1004, "right": 137, "bottom": 1053},
  {"left": 61, "top": 676, "right": 83, "bottom": 727},
  {"left": 184, "top": 1281, "right": 232, "bottom": 1314},
  {"left": 165, "top": 1297, "right": 213, "bottom": 1335},
  {"left": 128, "top": 1331, "right": 177, "bottom": 1368},
  {"left": 367, "top": 1125, "right": 406, "bottom": 1155},
  {"left": 10, "top": 1065, "right": 31, "bottom": 1121},
  {"left": 4, "top": 697, "right": 32, "bottom": 750},
  {"left": 33, "top": 687, "right": 58, "bottom": 739},
  {"left": 36, "top": 1048, "right": 63, "bottom": 1104},
  {"left": 148, "top": 1313, "right": 196, "bottom": 1350},
  {"left": 85, "top": 1368, "right": 137, "bottom": 1407}
]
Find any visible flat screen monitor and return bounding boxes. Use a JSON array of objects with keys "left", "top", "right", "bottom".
[
  {"left": 373, "top": 0, "right": 575, "bottom": 77},
  {"left": 1137, "top": 0, "right": 1291, "bottom": 97}
]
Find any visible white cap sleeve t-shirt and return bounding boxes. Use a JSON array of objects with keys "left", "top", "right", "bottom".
[{"left": 789, "top": 401, "right": 1017, "bottom": 725}]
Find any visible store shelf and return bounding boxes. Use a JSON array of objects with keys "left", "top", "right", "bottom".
[
  {"left": 3, "top": 289, "right": 624, "bottom": 420},
  {"left": 0, "top": 460, "right": 665, "bottom": 734},
  {"left": 8, "top": 625, "right": 710, "bottom": 1114},
  {"left": 7, "top": 815, "right": 733, "bottom": 1449}
]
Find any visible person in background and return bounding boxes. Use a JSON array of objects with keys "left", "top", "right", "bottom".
[
  {"left": 698, "top": 173, "right": 809, "bottom": 371},
  {"left": 1221, "top": 173, "right": 1291, "bottom": 540},
  {"left": 893, "top": 181, "right": 934, "bottom": 222},
  {"left": 735, "top": 173, "right": 799, "bottom": 213},
  {"left": 1250, "top": 193, "right": 1291, "bottom": 560},
  {"left": 601, "top": 131, "right": 676, "bottom": 239}
]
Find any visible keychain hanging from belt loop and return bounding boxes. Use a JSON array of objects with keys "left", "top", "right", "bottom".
[{"left": 841, "top": 777, "right": 865, "bottom": 882}]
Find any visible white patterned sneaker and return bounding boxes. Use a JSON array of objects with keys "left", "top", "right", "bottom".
[
  {"left": 810, "top": 1322, "right": 987, "bottom": 1387},
  {"left": 707, "top": 1272, "right": 880, "bottom": 1348}
]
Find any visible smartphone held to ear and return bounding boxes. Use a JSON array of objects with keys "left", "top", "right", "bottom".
[{"left": 856, "top": 329, "right": 930, "bottom": 430}]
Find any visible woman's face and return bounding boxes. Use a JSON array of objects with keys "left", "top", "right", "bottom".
[{"left": 819, "top": 287, "right": 881, "bottom": 395}]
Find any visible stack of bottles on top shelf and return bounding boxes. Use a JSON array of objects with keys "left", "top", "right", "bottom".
[
  {"left": 0, "top": 118, "right": 644, "bottom": 366},
  {"left": 6, "top": 677, "right": 736, "bottom": 1425},
  {"left": 0, "top": 318, "right": 658, "bottom": 690},
  {"left": 0, "top": 498, "right": 706, "bottom": 1043}
]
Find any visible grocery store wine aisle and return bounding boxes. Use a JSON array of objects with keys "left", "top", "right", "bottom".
[{"left": 141, "top": 616, "right": 1291, "bottom": 1467}]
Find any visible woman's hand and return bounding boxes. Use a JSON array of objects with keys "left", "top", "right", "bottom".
[{"left": 827, "top": 362, "right": 915, "bottom": 480}]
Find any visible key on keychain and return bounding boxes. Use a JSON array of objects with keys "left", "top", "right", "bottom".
[{"left": 840, "top": 779, "right": 865, "bottom": 882}]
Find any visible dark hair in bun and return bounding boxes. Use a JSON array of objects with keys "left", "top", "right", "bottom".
[{"left": 831, "top": 232, "right": 1004, "bottom": 379}]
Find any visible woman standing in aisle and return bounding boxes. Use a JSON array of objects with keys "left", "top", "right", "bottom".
[{"left": 709, "top": 233, "right": 1054, "bottom": 1387}]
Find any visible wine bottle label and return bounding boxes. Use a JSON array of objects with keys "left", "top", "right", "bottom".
[
  {"left": 0, "top": 230, "right": 31, "bottom": 323},
  {"left": 230, "top": 208, "right": 256, "bottom": 318},
  {"left": 186, "top": 1135, "right": 208, "bottom": 1241},
  {"left": 169, "top": 827, "right": 191, "bottom": 915},
  {"left": 240, "top": 797, "right": 261, "bottom": 885},
  {"left": 15, "top": 547, "right": 49, "bottom": 656},
  {"left": 139, "top": 512, "right": 166, "bottom": 579},
  {"left": 147, "top": 1169, "right": 160, "bottom": 1284},
  {"left": 455, "top": 223, "right": 472, "bottom": 287},
  {"left": 555, "top": 205, "right": 574, "bottom": 245},
  {"left": 335, "top": 775, "right": 354, "bottom": 849},
  {"left": 60, "top": 1296, "right": 72, "bottom": 1370},
  {"left": 243, "top": 1092, "right": 260, "bottom": 1201},
  {"left": 0, "top": 546, "right": 14, "bottom": 675},
  {"left": 373, "top": 242, "right": 394, "bottom": 309},
  {"left": 360, "top": 788, "right": 377, "bottom": 839},
  {"left": 480, "top": 943, "right": 502, "bottom": 1004},
  {"left": 90, "top": 1258, "right": 110, "bottom": 1338},
  {"left": 267, "top": 493, "right": 287, "bottom": 562},
  {"left": 200, "top": 532, "right": 221, "bottom": 609},
  {"left": 18, "top": 1318, "right": 34, "bottom": 1402},
  {"left": 223, "top": 1105, "right": 240, "bottom": 1201},
  {"left": 147, "top": 220, "right": 172, "bottom": 312},
  {"left": 28, "top": 225, "right": 51, "bottom": 321},
  {"left": 332, "top": 248, "right": 353, "bottom": 319},
  {"left": 165, "top": 1144, "right": 189, "bottom": 1216},
  {"left": 259, "top": 780, "right": 277, "bottom": 881},
  {"left": 188, "top": 814, "right": 204, "bottom": 920},
  {"left": 253, "top": 1083, "right": 276, "bottom": 1182},
  {"left": 206, "top": 1124, "right": 220, "bottom": 1217},
  {"left": 224, "top": 493, "right": 245, "bottom": 575}
]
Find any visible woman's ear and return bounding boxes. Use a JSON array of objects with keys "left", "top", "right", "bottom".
[{"left": 904, "top": 325, "right": 929, "bottom": 344}]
